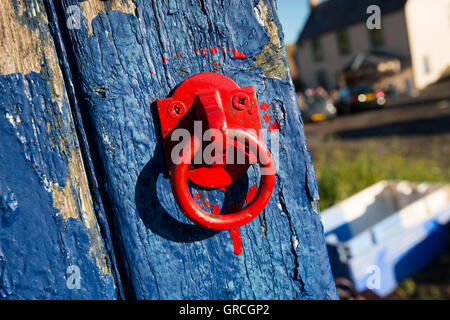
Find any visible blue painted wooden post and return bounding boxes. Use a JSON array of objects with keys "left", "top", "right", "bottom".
[
  {"left": 0, "top": 0, "right": 120, "bottom": 299},
  {"left": 1, "top": 0, "right": 338, "bottom": 299},
  {"left": 54, "top": 0, "right": 338, "bottom": 299}
]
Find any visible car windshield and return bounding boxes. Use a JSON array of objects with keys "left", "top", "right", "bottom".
[
  {"left": 350, "top": 85, "right": 374, "bottom": 95},
  {"left": 306, "top": 96, "right": 327, "bottom": 112}
]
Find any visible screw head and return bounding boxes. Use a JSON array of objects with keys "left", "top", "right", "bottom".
[
  {"left": 168, "top": 101, "right": 186, "bottom": 119},
  {"left": 232, "top": 92, "right": 250, "bottom": 110}
]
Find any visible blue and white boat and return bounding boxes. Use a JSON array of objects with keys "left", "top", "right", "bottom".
[{"left": 321, "top": 180, "right": 450, "bottom": 297}]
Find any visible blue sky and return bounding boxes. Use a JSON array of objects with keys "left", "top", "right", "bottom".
[{"left": 276, "top": 0, "right": 311, "bottom": 44}]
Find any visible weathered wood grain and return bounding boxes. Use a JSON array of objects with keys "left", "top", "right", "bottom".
[
  {"left": 0, "top": 0, "right": 117, "bottom": 299},
  {"left": 54, "top": 0, "right": 338, "bottom": 299}
]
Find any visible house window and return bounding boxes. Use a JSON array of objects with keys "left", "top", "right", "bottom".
[
  {"left": 423, "top": 56, "right": 431, "bottom": 74},
  {"left": 369, "top": 28, "right": 384, "bottom": 47},
  {"left": 311, "top": 37, "right": 323, "bottom": 62},
  {"left": 316, "top": 70, "right": 329, "bottom": 89},
  {"left": 336, "top": 29, "right": 351, "bottom": 55}
]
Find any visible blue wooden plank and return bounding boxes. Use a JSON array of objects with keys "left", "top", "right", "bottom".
[
  {"left": 44, "top": 0, "right": 127, "bottom": 298},
  {"left": 56, "top": 0, "right": 338, "bottom": 299},
  {"left": 0, "top": 0, "right": 117, "bottom": 299}
]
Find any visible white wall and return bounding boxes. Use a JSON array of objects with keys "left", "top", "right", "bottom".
[
  {"left": 296, "top": 10, "right": 411, "bottom": 89},
  {"left": 405, "top": 0, "right": 450, "bottom": 89}
]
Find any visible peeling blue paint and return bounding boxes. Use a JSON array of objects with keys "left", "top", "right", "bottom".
[
  {"left": 0, "top": 0, "right": 118, "bottom": 298},
  {"left": 0, "top": 70, "right": 117, "bottom": 299},
  {"left": 54, "top": 0, "right": 337, "bottom": 299},
  {"left": 1, "top": 0, "right": 336, "bottom": 300}
]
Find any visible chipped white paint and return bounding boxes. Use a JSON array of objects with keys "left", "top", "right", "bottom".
[
  {"left": 293, "top": 235, "right": 299, "bottom": 249},
  {"left": 5, "top": 113, "right": 21, "bottom": 129},
  {"left": 253, "top": 5, "right": 265, "bottom": 26},
  {"left": 6, "top": 112, "right": 27, "bottom": 143},
  {"left": 101, "top": 129, "right": 117, "bottom": 159}
]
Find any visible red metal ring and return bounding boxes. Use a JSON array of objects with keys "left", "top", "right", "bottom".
[{"left": 171, "top": 129, "right": 276, "bottom": 230}]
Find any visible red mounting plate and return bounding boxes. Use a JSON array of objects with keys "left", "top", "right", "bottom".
[{"left": 156, "top": 73, "right": 263, "bottom": 189}]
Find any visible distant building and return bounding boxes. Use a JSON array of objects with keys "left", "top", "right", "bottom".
[{"left": 295, "top": 0, "right": 450, "bottom": 91}]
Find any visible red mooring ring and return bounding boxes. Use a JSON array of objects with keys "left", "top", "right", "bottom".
[{"left": 171, "top": 129, "right": 276, "bottom": 230}]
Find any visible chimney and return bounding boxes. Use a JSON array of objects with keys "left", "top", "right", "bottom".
[{"left": 309, "top": 0, "right": 321, "bottom": 7}]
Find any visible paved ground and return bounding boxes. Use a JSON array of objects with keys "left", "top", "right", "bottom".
[{"left": 304, "top": 97, "right": 450, "bottom": 163}]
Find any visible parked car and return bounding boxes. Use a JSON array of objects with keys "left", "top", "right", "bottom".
[
  {"left": 301, "top": 89, "right": 337, "bottom": 123},
  {"left": 336, "top": 85, "right": 386, "bottom": 114}
]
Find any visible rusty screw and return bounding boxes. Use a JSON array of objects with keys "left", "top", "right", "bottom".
[
  {"left": 168, "top": 101, "right": 187, "bottom": 119},
  {"left": 232, "top": 92, "right": 250, "bottom": 110}
]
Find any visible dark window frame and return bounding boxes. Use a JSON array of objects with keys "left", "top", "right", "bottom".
[
  {"left": 311, "top": 37, "right": 324, "bottom": 62},
  {"left": 316, "top": 70, "right": 329, "bottom": 89},
  {"left": 369, "top": 28, "right": 384, "bottom": 48},
  {"left": 336, "top": 28, "right": 351, "bottom": 55}
]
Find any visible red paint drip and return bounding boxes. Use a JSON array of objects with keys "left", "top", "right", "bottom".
[
  {"left": 201, "top": 48, "right": 207, "bottom": 56},
  {"left": 212, "top": 204, "right": 220, "bottom": 215},
  {"left": 210, "top": 47, "right": 218, "bottom": 55},
  {"left": 268, "top": 121, "right": 280, "bottom": 132},
  {"left": 263, "top": 113, "right": 272, "bottom": 124},
  {"left": 228, "top": 47, "right": 232, "bottom": 51},
  {"left": 152, "top": 98, "right": 155, "bottom": 103},
  {"left": 163, "top": 57, "right": 168, "bottom": 63},
  {"left": 212, "top": 62, "right": 219, "bottom": 66},
  {"left": 260, "top": 102, "right": 270, "bottom": 111},
  {"left": 230, "top": 228, "right": 243, "bottom": 255},
  {"left": 222, "top": 45, "right": 226, "bottom": 52},
  {"left": 232, "top": 49, "right": 248, "bottom": 59},
  {"left": 195, "top": 48, "right": 199, "bottom": 56},
  {"left": 176, "top": 52, "right": 182, "bottom": 56}
]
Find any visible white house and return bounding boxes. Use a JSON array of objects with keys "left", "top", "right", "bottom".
[{"left": 295, "top": 0, "right": 450, "bottom": 91}]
